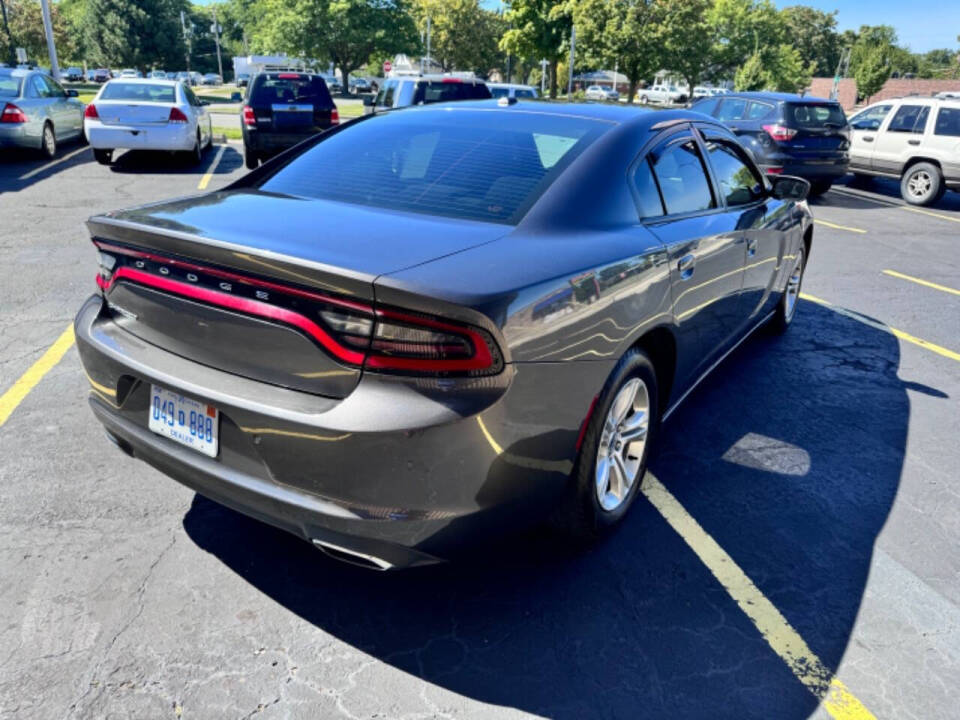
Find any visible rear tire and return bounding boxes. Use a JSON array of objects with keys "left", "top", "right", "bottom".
[
  {"left": 639, "top": 94, "right": 649, "bottom": 105},
  {"left": 244, "top": 148, "right": 259, "bottom": 170},
  {"left": 808, "top": 180, "right": 832, "bottom": 196},
  {"left": 901, "top": 162, "right": 944, "bottom": 206},
  {"left": 40, "top": 123, "right": 56, "bottom": 159},
  {"left": 189, "top": 132, "right": 203, "bottom": 165},
  {"left": 558, "top": 349, "right": 660, "bottom": 542},
  {"left": 93, "top": 148, "right": 112, "bottom": 165},
  {"left": 770, "top": 245, "right": 806, "bottom": 333}
]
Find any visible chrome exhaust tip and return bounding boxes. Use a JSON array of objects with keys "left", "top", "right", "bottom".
[{"left": 311, "top": 538, "right": 394, "bottom": 571}]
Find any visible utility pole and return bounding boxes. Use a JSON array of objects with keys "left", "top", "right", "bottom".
[
  {"left": 540, "top": 58, "right": 547, "bottom": 94},
  {"left": 39, "top": 0, "right": 60, "bottom": 80},
  {"left": 567, "top": 26, "right": 575, "bottom": 99},
  {"left": 180, "top": 11, "right": 191, "bottom": 73},
  {"left": 211, "top": 7, "right": 224, "bottom": 81},
  {"left": 0, "top": 0, "right": 15, "bottom": 67}
]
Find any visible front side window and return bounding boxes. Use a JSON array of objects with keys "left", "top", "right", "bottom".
[
  {"left": 42, "top": 75, "right": 66, "bottom": 98},
  {"left": 703, "top": 139, "right": 763, "bottom": 206},
  {"left": 716, "top": 99, "right": 747, "bottom": 122},
  {"left": 650, "top": 138, "right": 715, "bottom": 215},
  {"left": 934, "top": 107, "right": 960, "bottom": 137},
  {"left": 259, "top": 109, "right": 608, "bottom": 224},
  {"left": 886, "top": 104, "right": 930, "bottom": 133},
  {"left": 850, "top": 104, "right": 892, "bottom": 131},
  {"left": 31, "top": 76, "right": 51, "bottom": 98}
]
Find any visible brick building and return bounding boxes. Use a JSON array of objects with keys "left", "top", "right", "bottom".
[{"left": 806, "top": 77, "right": 960, "bottom": 110}]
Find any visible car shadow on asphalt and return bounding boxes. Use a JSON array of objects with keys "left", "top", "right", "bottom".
[
  {"left": 0, "top": 141, "right": 92, "bottom": 195},
  {"left": 823, "top": 177, "right": 960, "bottom": 212},
  {"left": 183, "top": 300, "right": 911, "bottom": 719},
  {"left": 108, "top": 145, "right": 241, "bottom": 176}
]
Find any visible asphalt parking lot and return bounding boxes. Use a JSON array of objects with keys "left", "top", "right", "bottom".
[{"left": 1, "top": 141, "right": 958, "bottom": 719}]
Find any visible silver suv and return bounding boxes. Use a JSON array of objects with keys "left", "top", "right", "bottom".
[
  {"left": 849, "top": 96, "right": 960, "bottom": 205},
  {"left": 366, "top": 74, "right": 491, "bottom": 113}
]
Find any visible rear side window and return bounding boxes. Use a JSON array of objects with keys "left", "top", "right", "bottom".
[
  {"left": 0, "top": 76, "right": 21, "bottom": 97},
  {"left": 703, "top": 139, "right": 763, "bottom": 206},
  {"left": 934, "top": 107, "right": 960, "bottom": 137},
  {"left": 650, "top": 138, "right": 715, "bottom": 215},
  {"left": 259, "top": 110, "right": 607, "bottom": 224},
  {"left": 632, "top": 157, "right": 665, "bottom": 218},
  {"left": 251, "top": 75, "right": 332, "bottom": 106},
  {"left": 375, "top": 79, "right": 398, "bottom": 107},
  {"left": 785, "top": 102, "right": 847, "bottom": 127},
  {"left": 886, "top": 105, "right": 930, "bottom": 133},
  {"left": 490, "top": 87, "right": 508, "bottom": 98},
  {"left": 746, "top": 101, "right": 774, "bottom": 120},
  {"left": 516, "top": 89, "right": 537, "bottom": 99},
  {"left": 414, "top": 81, "right": 493, "bottom": 104},
  {"left": 716, "top": 99, "right": 747, "bottom": 122},
  {"left": 101, "top": 83, "right": 176, "bottom": 102}
]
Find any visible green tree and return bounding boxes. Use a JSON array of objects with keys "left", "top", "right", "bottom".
[
  {"left": 781, "top": 5, "right": 840, "bottom": 77},
  {"left": 659, "top": 0, "right": 713, "bottom": 98},
  {"left": 500, "top": 0, "right": 571, "bottom": 98},
  {"left": 0, "top": 0, "right": 72, "bottom": 66},
  {"left": 411, "top": 0, "right": 503, "bottom": 75},
  {"left": 707, "top": 0, "right": 784, "bottom": 80},
  {"left": 854, "top": 44, "right": 890, "bottom": 99},
  {"left": 82, "top": 0, "right": 189, "bottom": 69},
  {"left": 569, "top": 0, "right": 662, "bottom": 103},
  {"left": 734, "top": 50, "right": 767, "bottom": 90}
]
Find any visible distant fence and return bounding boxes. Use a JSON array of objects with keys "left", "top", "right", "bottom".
[{"left": 807, "top": 77, "right": 960, "bottom": 110}]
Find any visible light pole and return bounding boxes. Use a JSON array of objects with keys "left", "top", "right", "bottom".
[
  {"left": 567, "top": 26, "right": 575, "bottom": 99},
  {"left": 180, "top": 11, "right": 192, "bottom": 73},
  {"left": 39, "top": 0, "right": 60, "bottom": 80},
  {"left": 211, "top": 7, "right": 224, "bottom": 81},
  {"left": 540, "top": 58, "right": 547, "bottom": 94}
]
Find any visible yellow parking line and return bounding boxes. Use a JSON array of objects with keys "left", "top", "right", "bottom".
[
  {"left": 0, "top": 325, "right": 75, "bottom": 428},
  {"left": 197, "top": 144, "right": 226, "bottom": 191},
  {"left": 882, "top": 269, "right": 960, "bottom": 297},
  {"left": 814, "top": 219, "right": 867, "bottom": 234},
  {"left": 901, "top": 206, "right": 960, "bottom": 224},
  {"left": 641, "top": 472, "right": 875, "bottom": 720},
  {"left": 801, "top": 293, "right": 960, "bottom": 362},
  {"left": 476, "top": 416, "right": 503, "bottom": 455},
  {"left": 18, "top": 145, "right": 90, "bottom": 181}
]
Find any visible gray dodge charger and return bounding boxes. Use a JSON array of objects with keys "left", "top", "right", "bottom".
[{"left": 75, "top": 100, "right": 813, "bottom": 569}]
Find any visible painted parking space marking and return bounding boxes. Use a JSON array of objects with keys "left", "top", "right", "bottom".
[
  {"left": 0, "top": 325, "right": 75, "bottom": 428},
  {"left": 197, "top": 144, "right": 227, "bottom": 191},
  {"left": 814, "top": 219, "right": 867, "bottom": 234},
  {"left": 18, "top": 145, "right": 91, "bottom": 181},
  {"left": 900, "top": 205, "right": 960, "bottom": 224},
  {"left": 882, "top": 270, "right": 960, "bottom": 297},
  {"left": 640, "top": 472, "right": 875, "bottom": 720},
  {"left": 801, "top": 293, "right": 960, "bottom": 363}
]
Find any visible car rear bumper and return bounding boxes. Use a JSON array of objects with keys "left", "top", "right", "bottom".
[
  {"left": 760, "top": 155, "right": 849, "bottom": 181},
  {"left": 243, "top": 130, "right": 322, "bottom": 156},
  {"left": 86, "top": 121, "right": 196, "bottom": 151},
  {"left": 0, "top": 124, "right": 37, "bottom": 149},
  {"left": 75, "top": 295, "right": 601, "bottom": 567}
]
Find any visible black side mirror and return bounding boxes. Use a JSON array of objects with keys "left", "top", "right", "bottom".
[
  {"left": 770, "top": 175, "right": 810, "bottom": 201},
  {"left": 362, "top": 94, "right": 375, "bottom": 107},
  {"left": 230, "top": 92, "right": 242, "bottom": 103},
  {"left": 66, "top": 89, "right": 78, "bottom": 97}
]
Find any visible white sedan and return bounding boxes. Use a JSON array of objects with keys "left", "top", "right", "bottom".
[{"left": 84, "top": 78, "right": 213, "bottom": 165}]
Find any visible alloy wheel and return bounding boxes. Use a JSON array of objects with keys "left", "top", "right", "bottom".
[
  {"left": 784, "top": 247, "right": 805, "bottom": 322},
  {"left": 907, "top": 170, "right": 932, "bottom": 200},
  {"left": 43, "top": 125, "right": 56, "bottom": 157},
  {"left": 595, "top": 377, "right": 649, "bottom": 512}
]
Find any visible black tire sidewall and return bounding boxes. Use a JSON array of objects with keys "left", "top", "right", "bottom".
[
  {"left": 771, "top": 245, "right": 806, "bottom": 332},
  {"left": 244, "top": 149, "right": 258, "bottom": 169},
  {"left": 41, "top": 123, "right": 56, "bottom": 158},
  {"left": 571, "top": 349, "right": 660, "bottom": 534}
]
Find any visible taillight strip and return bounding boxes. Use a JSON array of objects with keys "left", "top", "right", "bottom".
[
  {"left": 94, "top": 241, "right": 370, "bottom": 313},
  {"left": 97, "top": 267, "right": 366, "bottom": 365}
]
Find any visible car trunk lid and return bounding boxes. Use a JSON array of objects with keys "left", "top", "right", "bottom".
[
  {"left": 95, "top": 101, "right": 175, "bottom": 126},
  {"left": 780, "top": 101, "right": 849, "bottom": 155}
]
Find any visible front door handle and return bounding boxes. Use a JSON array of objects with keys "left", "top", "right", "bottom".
[
  {"left": 746, "top": 238, "right": 757, "bottom": 257},
  {"left": 677, "top": 254, "right": 695, "bottom": 280},
  {"left": 863, "top": 136, "right": 874, "bottom": 142},
  {"left": 908, "top": 139, "right": 921, "bottom": 146}
]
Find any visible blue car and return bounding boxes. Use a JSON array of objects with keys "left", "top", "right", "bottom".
[
  {"left": 691, "top": 91, "right": 850, "bottom": 195},
  {"left": 0, "top": 67, "right": 85, "bottom": 157},
  {"left": 74, "top": 101, "right": 813, "bottom": 569}
]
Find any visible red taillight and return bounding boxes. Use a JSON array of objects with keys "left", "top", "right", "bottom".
[
  {"left": 330, "top": 108, "right": 339, "bottom": 125},
  {"left": 763, "top": 123, "right": 798, "bottom": 142},
  {"left": 277, "top": 73, "right": 301, "bottom": 79},
  {"left": 83, "top": 103, "right": 99, "bottom": 119},
  {"left": 1, "top": 103, "right": 27, "bottom": 123},
  {"left": 765, "top": 167, "right": 784, "bottom": 175},
  {"left": 441, "top": 77, "right": 462, "bottom": 83},
  {"left": 168, "top": 107, "right": 189, "bottom": 123},
  {"left": 93, "top": 242, "right": 502, "bottom": 377},
  {"left": 242, "top": 105, "right": 256, "bottom": 126}
]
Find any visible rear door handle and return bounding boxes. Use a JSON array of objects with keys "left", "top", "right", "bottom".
[
  {"left": 863, "top": 136, "right": 874, "bottom": 142},
  {"left": 677, "top": 254, "right": 695, "bottom": 280},
  {"left": 908, "top": 139, "right": 921, "bottom": 146},
  {"left": 746, "top": 238, "right": 757, "bottom": 257}
]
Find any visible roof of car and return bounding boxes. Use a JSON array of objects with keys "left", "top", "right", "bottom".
[
  {"left": 0, "top": 68, "right": 31, "bottom": 78},
  {"left": 719, "top": 91, "right": 836, "bottom": 103}
]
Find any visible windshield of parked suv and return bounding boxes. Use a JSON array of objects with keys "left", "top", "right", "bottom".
[
  {"left": 251, "top": 75, "right": 333, "bottom": 106},
  {"left": 260, "top": 109, "right": 608, "bottom": 224},
  {"left": 785, "top": 102, "right": 847, "bottom": 128},
  {"left": 100, "top": 82, "right": 176, "bottom": 102},
  {"left": 0, "top": 76, "right": 21, "bottom": 97}
]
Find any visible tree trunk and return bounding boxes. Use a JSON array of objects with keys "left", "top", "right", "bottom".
[
  {"left": 627, "top": 78, "right": 639, "bottom": 105},
  {"left": 549, "top": 59, "right": 559, "bottom": 99},
  {"left": 685, "top": 75, "right": 698, "bottom": 103},
  {"left": 337, "top": 63, "right": 354, "bottom": 97}
]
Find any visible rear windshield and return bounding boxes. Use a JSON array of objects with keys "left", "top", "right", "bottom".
[
  {"left": 251, "top": 75, "right": 333, "bottom": 106},
  {"left": 0, "top": 76, "right": 20, "bottom": 97},
  {"left": 101, "top": 82, "right": 176, "bottom": 102},
  {"left": 785, "top": 102, "right": 847, "bottom": 128},
  {"left": 259, "top": 109, "right": 608, "bottom": 224},
  {"left": 414, "top": 81, "right": 492, "bottom": 104}
]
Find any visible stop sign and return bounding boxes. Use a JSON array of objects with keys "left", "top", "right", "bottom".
[{"left": 383, "top": 60, "right": 392, "bottom": 74}]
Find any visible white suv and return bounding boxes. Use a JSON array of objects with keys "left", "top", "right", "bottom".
[
  {"left": 848, "top": 96, "right": 960, "bottom": 205},
  {"left": 636, "top": 84, "right": 687, "bottom": 105}
]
